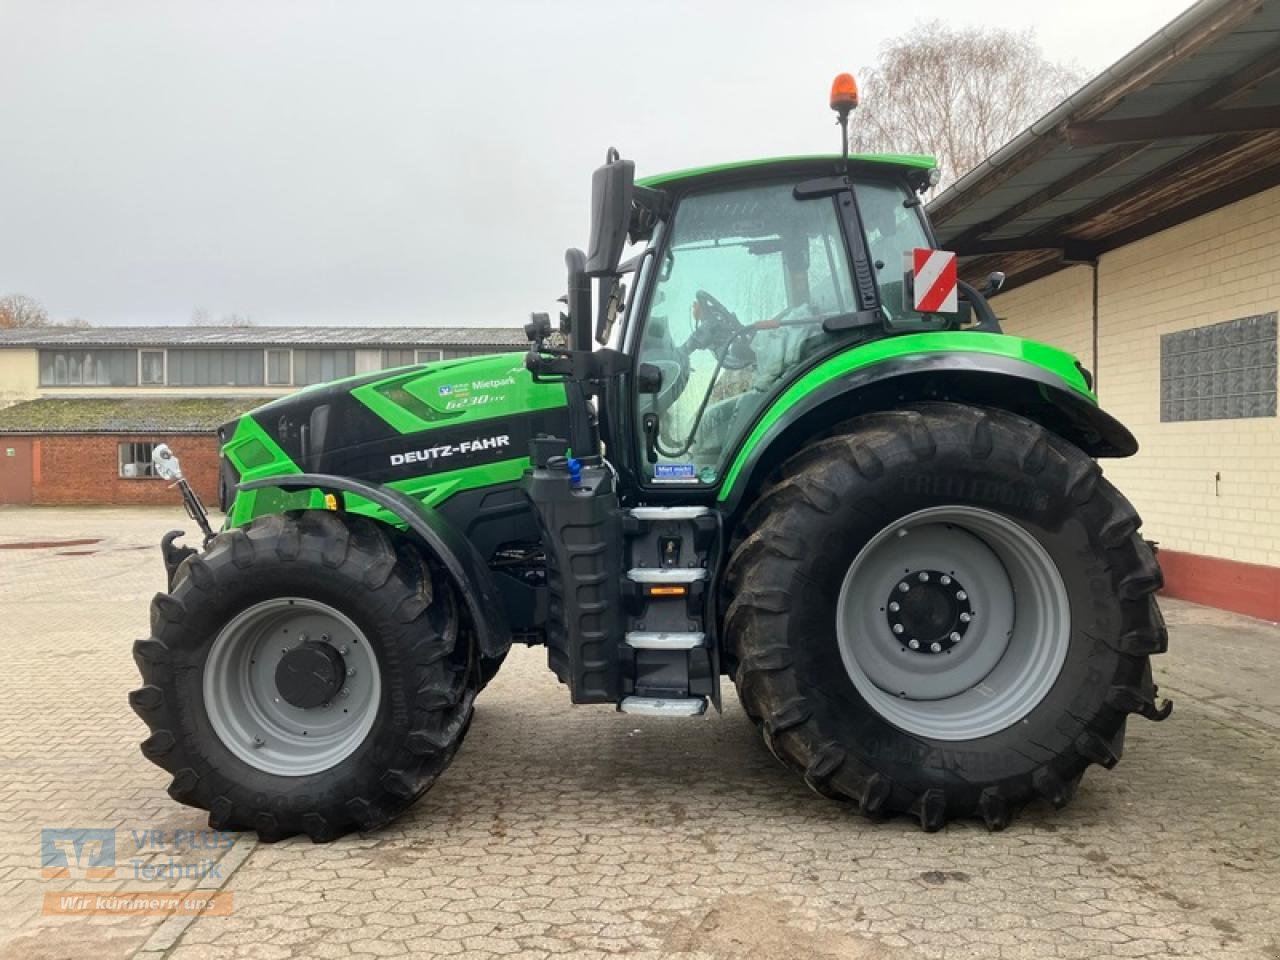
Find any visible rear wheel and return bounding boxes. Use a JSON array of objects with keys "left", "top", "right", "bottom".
[
  {"left": 131, "top": 511, "right": 476, "bottom": 841},
  {"left": 724, "top": 403, "right": 1171, "bottom": 831}
]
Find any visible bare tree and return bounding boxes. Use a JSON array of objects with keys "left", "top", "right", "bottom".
[
  {"left": 190, "top": 307, "right": 255, "bottom": 327},
  {"left": 847, "top": 22, "right": 1084, "bottom": 192},
  {"left": 0, "top": 293, "right": 51, "bottom": 329}
]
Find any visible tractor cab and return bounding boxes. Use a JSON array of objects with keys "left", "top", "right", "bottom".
[
  {"left": 525, "top": 151, "right": 1003, "bottom": 494},
  {"left": 622, "top": 157, "right": 949, "bottom": 488}
]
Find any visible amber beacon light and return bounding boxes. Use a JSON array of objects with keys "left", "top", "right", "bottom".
[
  {"left": 829, "top": 72, "right": 859, "bottom": 112},
  {"left": 830, "top": 73, "right": 859, "bottom": 166}
]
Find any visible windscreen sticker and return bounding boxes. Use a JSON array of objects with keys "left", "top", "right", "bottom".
[{"left": 653, "top": 463, "right": 697, "bottom": 483}]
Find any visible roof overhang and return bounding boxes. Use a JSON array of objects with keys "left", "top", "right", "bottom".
[{"left": 927, "top": 0, "right": 1280, "bottom": 290}]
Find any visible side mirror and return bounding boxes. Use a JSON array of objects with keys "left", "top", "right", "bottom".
[
  {"left": 585, "top": 148, "right": 635, "bottom": 277},
  {"left": 982, "top": 271, "right": 1006, "bottom": 297}
]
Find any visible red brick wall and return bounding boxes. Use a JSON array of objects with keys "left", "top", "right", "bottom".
[{"left": 31, "top": 434, "right": 222, "bottom": 506}]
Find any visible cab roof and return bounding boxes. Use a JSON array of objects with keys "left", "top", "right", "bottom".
[{"left": 636, "top": 153, "right": 937, "bottom": 191}]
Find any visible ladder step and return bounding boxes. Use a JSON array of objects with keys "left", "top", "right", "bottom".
[
  {"left": 625, "top": 631, "right": 706, "bottom": 650},
  {"left": 627, "top": 567, "right": 708, "bottom": 584},
  {"left": 619, "top": 696, "right": 707, "bottom": 717},
  {"left": 629, "top": 506, "right": 712, "bottom": 520}
]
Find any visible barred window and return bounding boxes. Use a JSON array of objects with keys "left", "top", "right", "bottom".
[{"left": 118, "top": 442, "right": 159, "bottom": 478}]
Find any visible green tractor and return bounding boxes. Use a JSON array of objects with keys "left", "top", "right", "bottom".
[{"left": 132, "top": 80, "right": 1170, "bottom": 839}]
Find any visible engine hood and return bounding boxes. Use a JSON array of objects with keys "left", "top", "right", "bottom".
[{"left": 219, "top": 351, "right": 570, "bottom": 487}]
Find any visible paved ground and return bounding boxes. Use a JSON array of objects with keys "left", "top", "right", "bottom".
[{"left": 1, "top": 505, "right": 1278, "bottom": 960}]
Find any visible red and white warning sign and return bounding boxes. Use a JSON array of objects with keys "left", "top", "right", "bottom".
[{"left": 906, "top": 248, "right": 959, "bottom": 313}]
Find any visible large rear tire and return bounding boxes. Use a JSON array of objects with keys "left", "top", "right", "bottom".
[
  {"left": 130, "top": 510, "right": 475, "bottom": 841},
  {"left": 724, "top": 403, "right": 1171, "bottom": 831}
]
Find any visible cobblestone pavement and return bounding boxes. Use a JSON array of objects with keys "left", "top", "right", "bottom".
[{"left": 1, "top": 506, "right": 1278, "bottom": 960}]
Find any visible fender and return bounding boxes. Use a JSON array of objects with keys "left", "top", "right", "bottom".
[
  {"left": 717, "top": 338, "right": 1137, "bottom": 517},
  {"left": 238, "top": 473, "right": 511, "bottom": 660}
]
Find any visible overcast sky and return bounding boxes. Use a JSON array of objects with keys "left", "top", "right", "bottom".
[{"left": 0, "top": 0, "right": 1190, "bottom": 328}]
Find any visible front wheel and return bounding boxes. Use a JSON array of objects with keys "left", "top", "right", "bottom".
[
  {"left": 724, "top": 403, "right": 1171, "bottom": 831},
  {"left": 130, "top": 511, "right": 476, "bottom": 841}
]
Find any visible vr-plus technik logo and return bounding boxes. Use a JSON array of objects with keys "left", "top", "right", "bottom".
[{"left": 41, "top": 828, "right": 116, "bottom": 879}]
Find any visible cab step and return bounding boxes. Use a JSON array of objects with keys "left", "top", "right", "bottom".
[
  {"left": 625, "top": 631, "right": 706, "bottom": 650},
  {"left": 627, "top": 567, "right": 708, "bottom": 583},
  {"left": 628, "top": 506, "right": 712, "bottom": 520},
  {"left": 619, "top": 696, "right": 708, "bottom": 717}
]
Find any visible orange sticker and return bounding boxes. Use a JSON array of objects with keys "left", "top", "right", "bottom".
[{"left": 42, "top": 891, "right": 234, "bottom": 916}]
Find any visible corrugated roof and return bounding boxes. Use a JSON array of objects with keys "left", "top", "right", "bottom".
[
  {"left": 927, "top": 0, "right": 1280, "bottom": 289},
  {"left": 0, "top": 397, "right": 269, "bottom": 434},
  {"left": 0, "top": 325, "right": 527, "bottom": 348}
]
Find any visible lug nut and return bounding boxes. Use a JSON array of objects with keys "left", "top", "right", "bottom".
[
  {"left": 340, "top": 689, "right": 350, "bottom": 698},
  {"left": 888, "top": 601, "right": 900, "bottom": 612},
  {"left": 918, "top": 571, "right": 929, "bottom": 582},
  {"left": 940, "top": 575, "right": 952, "bottom": 585},
  {"left": 950, "top": 631, "right": 961, "bottom": 642},
  {"left": 339, "top": 645, "right": 349, "bottom": 656},
  {"left": 320, "top": 634, "right": 330, "bottom": 643},
  {"left": 908, "top": 639, "right": 919, "bottom": 649},
  {"left": 960, "top": 612, "right": 972, "bottom": 623},
  {"left": 930, "top": 642, "right": 942, "bottom": 653},
  {"left": 347, "top": 668, "right": 356, "bottom": 677},
  {"left": 252, "top": 736, "right": 264, "bottom": 749},
  {"left": 892, "top": 624, "right": 904, "bottom": 635},
  {"left": 898, "top": 582, "right": 910, "bottom": 593},
  {"left": 956, "top": 590, "right": 968, "bottom": 601}
]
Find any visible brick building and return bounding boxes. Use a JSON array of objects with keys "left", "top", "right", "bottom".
[
  {"left": 0, "top": 326, "right": 524, "bottom": 507},
  {"left": 929, "top": 0, "right": 1280, "bottom": 620}
]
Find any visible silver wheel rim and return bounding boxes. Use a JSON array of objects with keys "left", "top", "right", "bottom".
[
  {"left": 835, "top": 506, "right": 1070, "bottom": 741},
  {"left": 204, "top": 598, "right": 381, "bottom": 776}
]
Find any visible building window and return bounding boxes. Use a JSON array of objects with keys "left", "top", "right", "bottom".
[
  {"left": 118, "top": 442, "right": 159, "bottom": 478},
  {"left": 39, "top": 349, "right": 139, "bottom": 387},
  {"left": 267, "top": 349, "right": 292, "bottom": 386},
  {"left": 168, "top": 349, "right": 265, "bottom": 387},
  {"left": 440, "top": 347, "right": 496, "bottom": 360},
  {"left": 295, "top": 349, "right": 356, "bottom": 385},
  {"left": 416, "top": 349, "right": 444, "bottom": 364},
  {"left": 1160, "top": 313, "right": 1277, "bottom": 422},
  {"left": 140, "top": 351, "right": 165, "bottom": 385},
  {"left": 381, "top": 349, "right": 416, "bottom": 368}
]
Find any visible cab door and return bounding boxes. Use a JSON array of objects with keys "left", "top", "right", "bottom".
[{"left": 631, "top": 180, "right": 858, "bottom": 488}]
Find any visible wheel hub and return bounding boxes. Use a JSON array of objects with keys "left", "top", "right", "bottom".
[
  {"left": 835, "top": 506, "right": 1070, "bottom": 741},
  {"left": 204, "top": 598, "right": 381, "bottom": 777},
  {"left": 275, "top": 640, "right": 346, "bottom": 709},
  {"left": 886, "top": 570, "right": 973, "bottom": 654}
]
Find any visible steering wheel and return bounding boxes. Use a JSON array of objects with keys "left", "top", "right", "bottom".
[{"left": 687, "top": 290, "right": 756, "bottom": 370}]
